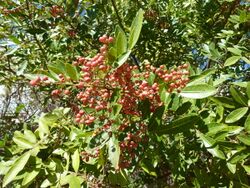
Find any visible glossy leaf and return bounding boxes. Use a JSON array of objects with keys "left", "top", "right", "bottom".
[
  {"left": 3, "top": 151, "right": 31, "bottom": 187},
  {"left": 229, "top": 86, "right": 248, "bottom": 106},
  {"left": 245, "top": 114, "right": 250, "bottom": 132},
  {"left": 247, "top": 82, "right": 250, "bottom": 99},
  {"left": 116, "top": 50, "right": 131, "bottom": 68},
  {"left": 111, "top": 104, "right": 122, "bottom": 120},
  {"left": 241, "top": 57, "right": 250, "bottom": 64},
  {"left": 65, "top": 63, "right": 79, "bottom": 81},
  {"left": 224, "top": 56, "right": 241, "bottom": 67},
  {"left": 237, "top": 135, "right": 250, "bottom": 146},
  {"left": 72, "top": 149, "right": 80, "bottom": 173},
  {"left": 149, "top": 105, "right": 165, "bottom": 131},
  {"left": 128, "top": 9, "right": 144, "bottom": 49},
  {"left": 13, "top": 132, "right": 34, "bottom": 149},
  {"left": 116, "top": 26, "right": 127, "bottom": 57},
  {"left": 140, "top": 158, "right": 157, "bottom": 176},
  {"left": 108, "top": 135, "right": 120, "bottom": 169},
  {"left": 227, "top": 47, "right": 242, "bottom": 56},
  {"left": 242, "top": 165, "right": 250, "bottom": 174},
  {"left": 227, "top": 163, "right": 236, "bottom": 174},
  {"left": 22, "top": 169, "right": 40, "bottom": 186},
  {"left": 228, "top": 150, "right": 250, "bottom": 164},
  {"left": 24, "top": 130, "right": 37, "bottom": 144},
  {"left": 188, "top": 68, "right": 216, "bottom": 86},
  {"left": 180, "top": 84, "right": 217, "bottom": 99},
  {"left": 157, "top": 114, "right": 200, "bottom": 135},
  {"left": 68, "top": 175, "right": 81, "bottom": 188},
  {"left": 206, "top": 123, "right": 228, "bottom": 136},
  {"left": 210, "top": 97, "right": 236, "bottom": 109},
  {"left": 197, "top": 131, "right": 225, "bottom": 159},
  {"left": 176, "top": 101, "right": 192, "bottom": 115},
  {"left": 225, "top": 107, "right": 248, "bottom": 123}
]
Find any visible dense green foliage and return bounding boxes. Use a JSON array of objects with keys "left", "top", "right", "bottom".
[{"left": 0, "top": 0, "right": 250, "bottom": 187}]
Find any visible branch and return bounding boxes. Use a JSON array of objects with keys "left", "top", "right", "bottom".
[
  {"left": 110, "top": 0, "right": 125, "bottom": 31},
  {"left": 25, "top": 0, "right": 48, "bottom": 69}
]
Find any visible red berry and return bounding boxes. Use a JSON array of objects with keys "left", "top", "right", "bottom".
[
  {"left": 29, "top": 80, "right": 37, "bottom": 86},
  {"left": 64, "top": 89, "right": 70, "bottom": 95}
]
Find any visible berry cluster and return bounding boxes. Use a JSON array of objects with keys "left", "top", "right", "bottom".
[
  {"left": 50, "top": 5, "right": 64, "bottom": 17},
  {"left": 81, "top": 149, "right": 100, "bottom": 162},
  {"left": 1, "top": 7, "right": 22, "bottom": 15},
  {"left": 28, "top": 34, "right": 190, "bottom": 168},
  {"left": 118, "top": 122, "right": 147, "bottom": 169}
]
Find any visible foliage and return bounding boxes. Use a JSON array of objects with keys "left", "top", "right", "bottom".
[{"left": 0, "top": 0, "right": 250, "bottom": 187}]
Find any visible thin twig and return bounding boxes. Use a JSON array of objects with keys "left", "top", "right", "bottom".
[{"left": 110, "top": 0, "right": 125, "bottom": 31}]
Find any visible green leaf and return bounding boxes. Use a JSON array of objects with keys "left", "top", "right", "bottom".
[
  {"left": 180, "top": 84, "right": 217, "bottom": 99},
  {"left": 140, "top": 158, "right": 157, "bottom": 176},
  {"left": 224, "top": 56, "right": 241, "bottom": 66},
  {"left": 197, "top": 131, "right": 225, "bottom": 159},
  {"left": 15, "top": 104, "right": 25, "bottom": 114},
  {"left": 148, "top": 72, "right": 155, "bottom": 86},
  {"left": 170, "top": 93, "right": 180, "bottom": 111},
  {"left": 139, "top": 99, "right": 151, "bottom": 120},
  {"left": 216, "top": 105, "right": 224, "bottom": 123},
  {"left": 227, "top": 47, "right": 242, "bottom": 56},
  {"left": 24, "top": 130, "right": 37, "bottom": 144},
  {"left": 228, "top": 150, "right": 250, "bottom": 164},
  {"left": 188, "top": 68, "right": 216, "bottom": 86},
  {"left": 241, "top": 57, "right": 250, "bottom": 64},
  {"left": 227, "top": 163, "right": 236, "bottom": 174},
  {"left": 116, "top": 50, "right": 131, "bottom": 68},
  {"left": 176, "top": 102, "right": 192, "bottom": 115},
  {"left": 9, "top": 35, "right": 21, "bottom": 44},
  {"left": 3, "top": 151, "right": 31, "bottom": 187},
  {"left": 108, "top": 171, "right": 129, "bottom": 186},
  {"left": 22, "top": 169, "right": 40, "bottom": 186},
  {"left": 72, "top": 149, "right": 80, "bottom": 173},
  {"left": 247, "top": 82, "right": 250, "bottom": 99},
  {"left": 108, "top": 135, "right": 120, "bottom": 169},
  {"left": 68, "top": 175, "right": 81, "bottom": 188},
  {"left": 65, "top": 63, "right": 79, "bottom": 81},
  {"left": 157, "top": 114, "right": 200, "bottom": 135},
  {"left": 210, "top": 97, "right": 236, "bottom": 109},
  {"left": 232, "top": 82, "right": 248, "bottom": 88},
  {"left": 237, "top": 135, "right": 250, "bottom": 146},
  {"left": 116, "top": 27, "right": 127, "bottom": 57},
  {"left": 213, "top": 74, "right": 232, "bottom": 86},
  {"left": 229, "top": 86, "right": 248, "bottom": 106},
  {"left": 245, "top": 114, "right": 250, "bottom": 132},
  {"left": 159, "top": 85, "right": 171, "bottom": 105},
  {"left": 109, "top": 47, "right": 117, "bottom": 58},
  {"left": 242, "top": 165, "right": 250, "bottom": 174},
  {"left": 26, "top": 28, "right": 46, "bottom": 34},
  {"left": 111, "top": 104, "right": 122, "bottom": 120},
  {"left": 88, "top": 132, "right": 109, "bottom": 149},
  {"left": 206, "top": 123, "right": 228, "bottom": 136},
  {"left": 13, "top": 132, "right": 34, "bottom": 149},
  {"left": 222, "top": 126, "right": 244, "bottom": 136},
  {"left": 225, "top": 107, "right": 248, "bottom": 123},
  {"left": 149, "top": 106, "right": 165, "bottom": 131},
  {"left": 128, "top": 9, "right": 144, "bottom": 49}
]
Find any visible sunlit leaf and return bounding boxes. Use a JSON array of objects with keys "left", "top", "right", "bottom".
[
  {"left": 128, "top": 9, "right": 144, "bottom": 49},
  {"left": 224, "top": 56, "right": 241, "bottom": 67},
  {"left": 225, "top": 107, "right": 248, "bottom": 123},
  {"left": 197, "top": 131, "right": 225, "bottom": 159},
  {"left": 108, "top": 135, "right": 120, "bottom": 169},
  {"left": 3, "top": 151, "right": 31, "bottom": 187},
  {"left": 180, "top": 84, "right": 217, "bottom": 99},
  {"left": 72, "top": 149, "right": 80, "bottom": 173}
]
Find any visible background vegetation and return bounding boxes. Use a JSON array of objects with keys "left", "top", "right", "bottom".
[{"left": 0, "top": 0, "right": 249, "bottom": 187}]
